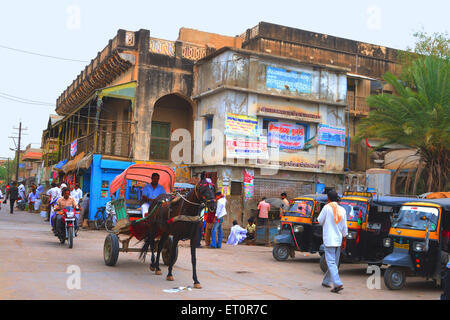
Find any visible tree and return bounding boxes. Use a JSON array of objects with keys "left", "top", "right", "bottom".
[{"left": 356, "top": 55, "right": 450, "bottom": 192}]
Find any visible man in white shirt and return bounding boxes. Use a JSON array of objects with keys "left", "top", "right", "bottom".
[
  {"left": 71, "top": 183, "right": 83, "bottom": 205},
  {"left": 46, "top": 182, "right": 61, "bottom": 221},
  {"left": 317, "top": 190, "right": 348, "bottom": 293},
  {"left": 18, "top": 182, "right": 26, "bottom": 201},
  {"left": 211, "top": 191, "right": 227, "bottom": 248}
]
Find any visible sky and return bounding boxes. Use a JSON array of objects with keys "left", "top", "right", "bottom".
[{"left": 0, "top": 0, "right": 448, "bottom": 159}]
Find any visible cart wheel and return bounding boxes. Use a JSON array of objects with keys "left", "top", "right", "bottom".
[
  {"left": 104, "top": 233, "right": 119, "bottom": 266},
  {"left": 162, "top": 236, "right": 178, "bottom": 266},
  {"left": 384, "top": 266, "right": 406, "bottom": 290},
  {"left": 272, "top": 244, "right": 290, "bottom": 261}
]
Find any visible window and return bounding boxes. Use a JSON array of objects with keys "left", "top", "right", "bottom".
[
  {"left": 230, "top": 181, "right": 242, "bottom": 196},
  {"left": 150, "top": 121, "right": 171, "bottom": 160},
  {"left": 262, "top": 118, "right": 277, "bottom": 136},
  {"left": 205, "top": 116, "right": 213, "bottom": 145}
]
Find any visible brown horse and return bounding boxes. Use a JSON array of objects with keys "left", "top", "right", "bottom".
[{"left": 139, "top": 174, "right": 216, "bottom": 289}]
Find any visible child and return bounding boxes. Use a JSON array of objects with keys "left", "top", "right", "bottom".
[
  {"left": 246, "top": 217, "right": 256, "bottom": 241},
  {"left": 226, "top": 220, "right": 247, "bottom": 245}
]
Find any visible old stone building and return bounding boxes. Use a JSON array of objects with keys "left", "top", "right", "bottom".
[{"left": 41, "top": 21, "right": 405, "bottom": 225}]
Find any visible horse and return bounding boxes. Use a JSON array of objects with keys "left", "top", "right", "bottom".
[{"left": 139, "top": 174, "right": 216, "bottom": 289}]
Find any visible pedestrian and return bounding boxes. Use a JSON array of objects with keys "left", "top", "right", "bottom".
[
  {"left": 211, "top": 191, "right": 227, "bottom": 249},
  {"left": 71, "top": 183, "right": 83, "bottom": 205},
  {"left": 257, "top": 197, "right": 271, "bottom": 226},
  {"left": 245, "top": 217, "right": 256, "bottom": 242},
  {"left": 28, "top": 187, "right": 39, "bottom": 213},
  {"left": 226, "top": 220, "right": 247, "bottom": 245},
  {"left": 6, "top": 181, "right": 19, "bottom": 214},
  {"left": 204, "top": 206, "right": 216, "bottom": 247},
  {"left": 317, "top": 190, "right": 348, "bottom": 293},
  {"left": 0, "top": 187, "right": 3, "bottom": 209},
  {"left": 46, "top": 182, "right": 61, "bottom": 221},
  {"left": 280, "top": 192, "right": 289, "bottom": 215},
  {"left": 79, "top": 192, "right": 90, "bottom": 229}
]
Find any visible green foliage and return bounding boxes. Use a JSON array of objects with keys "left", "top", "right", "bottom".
[{"left": 356, "top": 55, "right": 450, "bottom": 191}]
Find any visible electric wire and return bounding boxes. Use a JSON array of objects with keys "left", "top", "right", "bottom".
[{"left": 0, "top": 44, "right": 89, "bottom": 63}]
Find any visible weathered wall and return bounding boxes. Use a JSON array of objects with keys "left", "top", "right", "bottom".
[
  {"left": 242, "top": 22, "right": 400, "bottom": 80},
  {"left": 178, "top": 28, "right": 242, "bottom": 49}
]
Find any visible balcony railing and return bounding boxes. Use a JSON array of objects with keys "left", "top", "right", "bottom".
[
  {"left": 149, "top": 37, "right": 208, "bottom": 60},
  {"left": 60, "top": 130, "right": 131, "bottom": 162},
  {"left": 347, "top": 93, "right": 370, "bottom": 115}
]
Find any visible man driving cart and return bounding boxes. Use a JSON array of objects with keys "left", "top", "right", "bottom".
[{"left": 140, "top": 173, "right": 166, "bottom": 217}]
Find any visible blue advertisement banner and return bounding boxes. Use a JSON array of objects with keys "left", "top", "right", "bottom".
[
  {"left": 268, "top": 122, "right": 305, "bottom": 150},
  {"left": 266, "top": 66, "right": 312, "bottom": 93},
  {"left": 317, "top": 124, "right": 346, "bottom": 147}
]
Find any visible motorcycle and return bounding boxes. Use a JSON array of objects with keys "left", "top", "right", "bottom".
[{"left": 53, "top": 206, "right": 80, "bottom": 249}]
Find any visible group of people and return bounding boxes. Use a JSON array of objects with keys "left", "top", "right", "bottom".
[{"left": 2, "top": 181, "right": 42, "bottom": 214}]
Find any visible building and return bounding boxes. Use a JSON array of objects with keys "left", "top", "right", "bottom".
[
  {"left": 42, "top": 22, "right": 410, "bottom": 227},
  {"left": 20, "top": 145, "right": 43, "bottom": 185}
]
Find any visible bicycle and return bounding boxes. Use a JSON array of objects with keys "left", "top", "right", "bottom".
[{"left": 94, "top": 202, "right": 116, "bottom": 232}]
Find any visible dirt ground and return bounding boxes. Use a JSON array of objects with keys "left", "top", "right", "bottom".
[{"left": 0, "top": 205, "right": 442, "bottom": 300}]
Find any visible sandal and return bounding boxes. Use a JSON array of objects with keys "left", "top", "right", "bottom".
[{"left": 331, "top": 285, "right": 344, "bottom": 293}]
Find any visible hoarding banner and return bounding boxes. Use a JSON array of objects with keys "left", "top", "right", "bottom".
[
  {"left": 266, "top": 66, "right": 312, "bottom": 93},
  {"left": 225, "top": 113, "right": 258, "bottom": 137},
  {"left": 268, "top": 122, "right": 305, "bottom": 150},
  {"left": 226, "top": 136, "right": 268, "bottom": 159},
  {"left": 317, "top": 124, "right": 346, "bottom": 147},
  {"left": 244, "top": 169, "right": 254, "bottom": 200}
]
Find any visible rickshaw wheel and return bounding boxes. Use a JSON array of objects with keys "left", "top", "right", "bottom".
[
  {"left": 162, "top": 236, "right": 178, "bottom": 266},
  {"left": 104, "top": 233, "right": 120, "bottom": 266},
  {"left": 273, "top": 244, "right": 290, "bottom": 261},
  {"left": 319, "top": 253, "right": 342, "bottom": 273},
  {"left": 384, "top": 266, "right": 406, "bottom": 290}
]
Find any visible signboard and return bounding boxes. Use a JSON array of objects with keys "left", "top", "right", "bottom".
[
  {"left": 268, "top": 122, "right": 305, "bottom": 151},
  {"left": 317, "top": 124, "right": 346, "bottom": 147},
  {"left": 225, "top": 113, "right": 258, "bottom": 137},
  {"left": 70, "top": 139, "right": 78, "bottom": 157},
  {"left": 226, "top": 136, "right": 268, "bottom": 159},
  {"left": 244, "top": 169, "right": 255, "bottom": 200},
  {"left": 266, "top": 66, "right": 312, "bottom": 94}
]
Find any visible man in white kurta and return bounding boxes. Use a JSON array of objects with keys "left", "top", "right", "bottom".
[{"left": 317, "top": 190, "right": 348, "bottom": 293}]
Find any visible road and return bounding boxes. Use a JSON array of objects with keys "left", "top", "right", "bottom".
[{"left": 0, "top": 204, "right": 441, "bottom": 300}]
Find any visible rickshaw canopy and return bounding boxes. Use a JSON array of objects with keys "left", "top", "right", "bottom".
[
  {"left": 372, "top": 195, "right": 420, "bottom": 208},
  {"left": 109, "top": 164, "right": 176, "bottom": 196}
]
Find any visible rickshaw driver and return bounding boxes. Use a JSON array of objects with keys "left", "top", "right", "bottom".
[{"left": 141, "top": 173, "right": 166, "bottom": 217}]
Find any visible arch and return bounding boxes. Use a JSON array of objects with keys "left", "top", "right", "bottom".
[{"left": 150, "top": 93, "right": 194, "bottom": 162}]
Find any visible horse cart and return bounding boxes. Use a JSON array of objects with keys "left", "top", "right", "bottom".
[{"left": 103, "top": 164, "right": 178, "bottom": 267}]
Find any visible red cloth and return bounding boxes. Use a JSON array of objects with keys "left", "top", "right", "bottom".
[
  {"left": 443, "top": 230, "right": 450, "bottom": 237},
  {"left": 205, "top": 210, "right": 216, "bottom": 224}
]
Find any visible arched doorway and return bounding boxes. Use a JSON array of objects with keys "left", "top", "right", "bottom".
[{"left": 150, "top": 94, "right": 194, "bottom": 162}]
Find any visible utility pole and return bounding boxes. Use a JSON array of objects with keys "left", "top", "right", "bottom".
[{"left": 10, "top": 122, "right": 28, "bottom": 181}]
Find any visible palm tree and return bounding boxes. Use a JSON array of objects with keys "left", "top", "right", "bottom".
[{"left": 356, "top": 55, "right": 450, "bottom": 192}]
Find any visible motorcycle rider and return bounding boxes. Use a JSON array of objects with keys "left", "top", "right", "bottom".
[{"left": 52, "top": 188, "right": 78, "bottom": 235}]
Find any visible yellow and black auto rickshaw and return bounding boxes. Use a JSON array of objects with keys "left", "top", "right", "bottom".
[
  {"left": 272, "top": 194, "right": 328, "bottom": 261},
  {"left": 319, "top": 192, "right": 418, "bottom": 272},
  {"left": 382, "top": 198, "right": 450, "bottom": 290}
]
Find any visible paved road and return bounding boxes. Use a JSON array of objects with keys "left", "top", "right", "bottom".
[{"left": 0, "top": 204, "right": 441, "bottom": 300}]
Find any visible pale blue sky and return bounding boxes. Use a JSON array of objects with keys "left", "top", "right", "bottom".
[{"left": 0, "top": 0, "right": 448, "bottom": 158}]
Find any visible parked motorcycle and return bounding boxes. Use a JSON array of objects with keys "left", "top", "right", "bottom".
[{"left": 54, "top": 206, "right": 80, "bottom": 249}]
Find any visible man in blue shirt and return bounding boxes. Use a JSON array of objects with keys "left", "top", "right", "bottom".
[{"left": 141, "top": 173, "right": 166, "bottom": 217}]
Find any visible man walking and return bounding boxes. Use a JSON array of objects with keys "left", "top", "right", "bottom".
[
  {"left": 211, "top": 191, "right": 227, "bottom": 248},
  {"left": 6, "top": 182, "right": 19, "bottom": 214},
  {"left": 46, "top": 182, "right": 61, "bottom": 221},
  {"left": 71, "top": 183, "right": 83, "bottom": 205},
  {"left": 317, "top": 190, "right": 348, "bottom": 293}
]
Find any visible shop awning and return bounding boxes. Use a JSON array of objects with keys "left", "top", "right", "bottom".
[
  {"left": 62, "top": 152, "right": 85, "bottom": 173},
  {"left": 76, "top": 152, "right": 93, "bottom": 171},
  {"left": 55, "top": 159, "right": 68, "bottom": 170}
]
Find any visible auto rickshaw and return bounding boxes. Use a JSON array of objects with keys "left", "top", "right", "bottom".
[
  {"left": 319, "top": 192, "right": 418, "bottom": 272},
  {"left": 382, "top": 198, "right": 450, "bottom": 290},
  {"left": 272, "top": 194, "right": 328, "bottom": 261}
]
